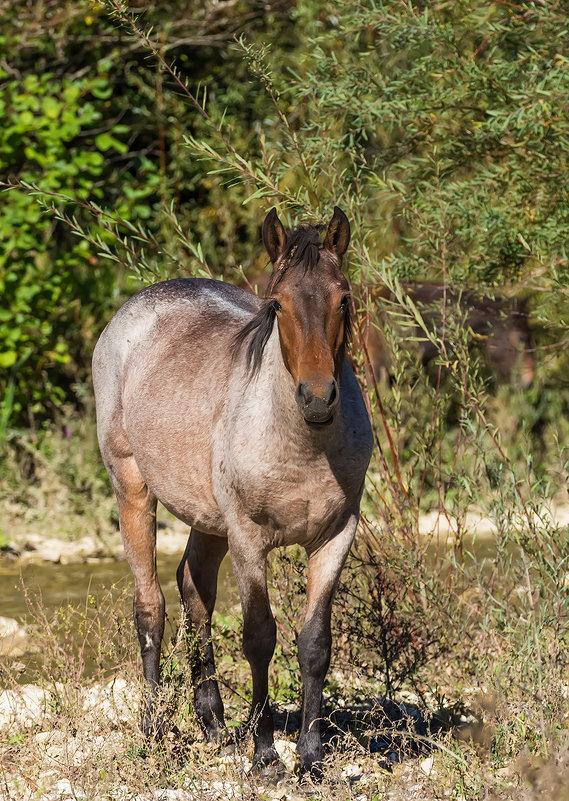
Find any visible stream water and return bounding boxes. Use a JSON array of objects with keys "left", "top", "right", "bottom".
[
  {"left": 1, "top": 524, "right": 502, "bottom": 632},
  {"left": 0, "top": 554, "right": 238, "bottom": 622},
  {"left": 1, "top": 553, "right": 237, "bottom": 625},
  {"left": 0, "top": 552, "right": 239, "bottom": 685},
  {"left": 0, "top": 522, "right": 508, "bottom": 686}
]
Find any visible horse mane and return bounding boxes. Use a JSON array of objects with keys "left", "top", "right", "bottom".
[
  {"left": 232, "top": 301, "right": 277, "bottom": 377},
  {"left": 266, "top": 224, "right": 325, "bottom": 294},
  {"left": 232, "top": 222, "right": 350, "bottom": 376}
]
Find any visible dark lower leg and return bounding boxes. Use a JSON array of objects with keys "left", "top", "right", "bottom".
[
  {"left": 297, "top": 520, "right": 357, "bottom": 777},
  {"left": 134, "top": 585, "right": 166, "bottom": 739},
  {"left": 243, "top": 610, "right": 278, "bottom": 766},
  {"left": 115, "top": 474, "right": 164, "bottom": 741},
  {"left": 296, "top": 610, "right": 332, "bottom": 775},
  {"left": 187, "top": 620, "right": 226, "bottom": 742},
  {"left": 177, "top": 529, "right": 228, "bottom": 743},
  {"left": 230, "top": 540, "right": 278, "bottom": 768}
]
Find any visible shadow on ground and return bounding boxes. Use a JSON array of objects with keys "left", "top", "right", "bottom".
[{"left": 273, "top": 696, "right": 463, "bottom": 768}]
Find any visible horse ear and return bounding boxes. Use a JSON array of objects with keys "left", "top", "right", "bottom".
[
  {"left": 263, "top": 208, "right": 288, "bottom": 264},
  {"left": 323, "top": 207, "right": 350, "bottom": 259}
]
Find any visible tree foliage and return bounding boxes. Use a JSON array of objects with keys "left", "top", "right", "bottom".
[
  {"left": 1, "top": 0, "right": 569, "bottom": 431},
  {"left": 0, "top": 0, "right": 293, "bottom": 429}
]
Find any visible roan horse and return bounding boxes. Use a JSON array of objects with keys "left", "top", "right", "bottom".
[{"left": 92, "top": 207, "right": 373, "bottom": 776}]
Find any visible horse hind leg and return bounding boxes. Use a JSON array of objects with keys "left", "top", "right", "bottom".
[
  {"left": 176, "top": 528, "right": 228, "bottom": 744},
  {"left": 107, "top": 453, "right": 165, "bottom": 739}
]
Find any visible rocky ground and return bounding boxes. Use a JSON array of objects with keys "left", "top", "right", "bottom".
[
  {"left": 0, "top": 676, "right": 461, "bottom": 801},
  {"left": 0, "top": 516, "right": 461, "bottom": 800}
]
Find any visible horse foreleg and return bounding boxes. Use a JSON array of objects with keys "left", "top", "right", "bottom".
[
  {"left": 228, "top": 536, "right": 279, "bottom": 770},
  {"left": 111, "top": 457, "right": 164, "bottom": 739},
  {"left": 297, "top": 514, "right": 358, "bottom": 776},
  {"left": 176, "top": 528, "right": 228, "bottom": 744}
]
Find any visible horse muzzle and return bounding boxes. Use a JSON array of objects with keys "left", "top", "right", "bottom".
[{"left": 295, "top": 379, "right": 339, "bottom": 425}]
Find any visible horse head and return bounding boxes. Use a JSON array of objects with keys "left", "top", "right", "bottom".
[{"left": 261, "top": 207, "right": 351, "bottom": 426}]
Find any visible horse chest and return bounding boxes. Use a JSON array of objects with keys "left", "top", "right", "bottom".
[{"left": 214, "top": 439, "right": 354, "bottom": 547}]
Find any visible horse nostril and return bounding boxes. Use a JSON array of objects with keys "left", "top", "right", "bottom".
[
  {"left": 296, "top": 379, "right": 338, "bottom": 411},
  {"left": 324, "top": 380, "right": 338, "bottom": 408},
  {"left": 296, "top": 381, "right": 312, "bottom": 407}
]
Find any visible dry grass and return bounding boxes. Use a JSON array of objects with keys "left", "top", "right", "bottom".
[{"left": 1, "top": 529, "right": 569, "bottom": 801}]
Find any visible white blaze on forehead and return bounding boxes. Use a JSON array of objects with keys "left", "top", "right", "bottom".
[{"left": 145, "top": 632, "right": 154, "bottom": 650}]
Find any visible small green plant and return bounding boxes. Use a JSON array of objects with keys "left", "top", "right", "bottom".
[{"left": 0, "top": 65, "right": 131, "bottom": 432}]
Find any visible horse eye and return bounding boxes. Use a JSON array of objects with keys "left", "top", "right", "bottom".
[
  {"left": 271, "top": 299, "right": 282, "bottom": 313},
  {"left": 340, "top": 295, "right": 350, "bottom": 311}
]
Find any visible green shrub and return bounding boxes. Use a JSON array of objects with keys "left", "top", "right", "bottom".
[{"left": 0, "top": 0, "right": 295, "bottom": 431}]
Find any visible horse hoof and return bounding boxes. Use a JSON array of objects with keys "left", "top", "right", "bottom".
[
  {"left": 296, "top": 757, "right": 323, "bottom": 782},
  {"left": 251, "top": 750, "right": 286, "bottom": 782}
]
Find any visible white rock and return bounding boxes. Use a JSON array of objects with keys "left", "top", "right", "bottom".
[
  {"left": 420, "top": 755, "right": 434, "bottom": 775},
  {"left": 341, "top": 761, "right": 362, "bottom": 778},
  {"left": 0, "top": 617, "right": 20, "bottom": 638},
  {"left": 0, "top": 684, "right": 48, "bottom": 727},
  {"left": 274, "top": 738, "right": 296, "bottom": 772},
  {"left": 0, "top": 616, "right": 30, "bottom": 657},
  {"left": 218, "top": 753, "right": 251, "bottom": 773},
  {"left": 50, "top": 778, "right": 86, "bottom": 799},
  {"left": 39, "top": 541, "right": 63, "bottom": 563},
  {"left": 82, "top": 677, "right": 134, "bottom": 722},
  {"left": 206, "top": 780, "right": 240, "bottom": 799}
]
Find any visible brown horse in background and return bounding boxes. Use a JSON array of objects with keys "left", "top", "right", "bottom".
[
  {"left": 92, "top": 208, "right": 373, "bottom": 776},
  {"left": 361, "top": 283, "right": 535, "bottom": 389}
]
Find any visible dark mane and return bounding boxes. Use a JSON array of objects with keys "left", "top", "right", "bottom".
[
  {"left": 231, "top": 301, "right": 277, "bottom": 377},
  {"left": 266, "top": 224, "right": 325, "bottom": 295},
  {"left": 343, "top": 303, "right": 352, "bottom": 350}
]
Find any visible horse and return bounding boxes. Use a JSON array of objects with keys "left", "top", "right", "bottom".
[
  {"left": 360, "top": 283, "right": 535, "bottom": 389},
  {"left": 92, "top": 207, "right": 374, "bottom": 776}
]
